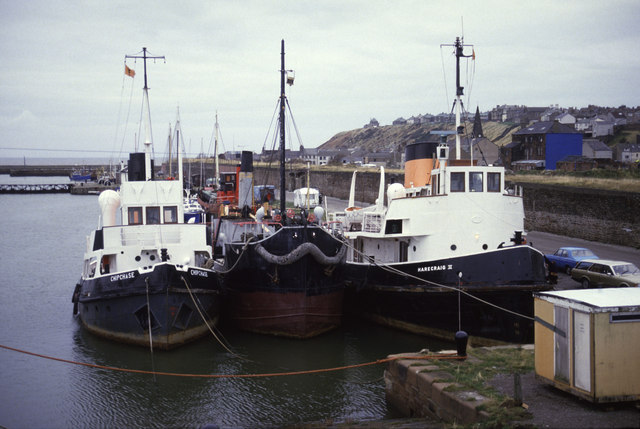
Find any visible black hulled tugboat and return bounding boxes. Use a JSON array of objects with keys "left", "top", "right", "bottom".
[
  {"left": 214, "top": 41, "right": 346, "bottom": 338},
  {"left": 72, "top": 48, "right": 220, "bottom": 349}
]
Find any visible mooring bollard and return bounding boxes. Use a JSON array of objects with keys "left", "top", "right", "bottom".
[
  {"left": 455, "top": 330, "right": 468, "bottom": 357},
  {"left": 514, "top": 372, "right": 522, "bottom": 406}
]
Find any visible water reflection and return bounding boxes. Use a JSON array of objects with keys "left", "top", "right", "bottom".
[{"left": 67, "top": 318, "right": 447, "bottom": 427}]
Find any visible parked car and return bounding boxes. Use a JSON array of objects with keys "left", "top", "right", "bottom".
[
  {"left": 570, "top": 259, "right": 640, "bottom": 288},
  {"left": 545, "top": 247, "right": 598, "bottom": 274}
]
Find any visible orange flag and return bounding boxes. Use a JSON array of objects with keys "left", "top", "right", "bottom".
[{"left": 125, "top": 65, "right": 135, "bottom": 78}]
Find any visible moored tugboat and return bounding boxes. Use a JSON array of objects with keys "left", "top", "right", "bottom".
[
  {"left": 336, "top": 37, "right": 551, "bottom": 344},
  {"left": 72, "top": 48, "right": 220, "bottom": 349},
  {"left": 214, "top": 41, "right": 346, "bottom": 338}
]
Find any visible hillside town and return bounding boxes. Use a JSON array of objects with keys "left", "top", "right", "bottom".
[{"left": 219, "top": 104, "right": 640, "bottom": 171}]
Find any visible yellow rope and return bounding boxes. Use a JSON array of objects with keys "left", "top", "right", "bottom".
[{"left": 0, "top": 343, "right": 461, "bottom": 379}]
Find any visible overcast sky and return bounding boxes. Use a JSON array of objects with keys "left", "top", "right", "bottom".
[{"left": 1, "top": 0, "right": 639, "bottom": 160}]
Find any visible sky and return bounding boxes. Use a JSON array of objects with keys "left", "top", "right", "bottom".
[{"left": 1, "top": 0, "right": 639, "bottom": 160}]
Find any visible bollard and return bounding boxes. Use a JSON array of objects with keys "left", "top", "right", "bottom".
[
  {"left": 455, "top": 330, "right": 468, "bottom": 357},
  {"left": 514, "top": 373, "right": 523, "bottom": 406}
]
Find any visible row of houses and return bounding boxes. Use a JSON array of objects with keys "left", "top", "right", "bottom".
[
  {"left": 502, "top": 121, "right": 640, "bottom": 171},
  {"left": 220, "top": 128, "right": 639, "bottom": 171},
  {"left": 382, "top": 105, "right": 639, "bottom": 133}
]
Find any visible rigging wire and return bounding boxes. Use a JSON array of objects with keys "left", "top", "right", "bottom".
[
  {"left": 118, "top": 64, "right": 137, "bottom": 160},
  {"left": 439, "top": 46, "right": 451, "bottom": 113},
  {"left": 112, "top": 69, "right": 128, "bottom": 162},
  {"left": 285, "top": 98, "right": 304, "bottom": 150}
]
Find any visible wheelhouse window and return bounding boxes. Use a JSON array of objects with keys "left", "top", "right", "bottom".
[
  {"left": 128, "top": 207, "right": 143, "bottom": 225},
  {"left": 385, "top": 219, "right": 403, "bottom": 234},
  {"left": 163, "top": 206, "right": 178, "bottom": 223},
  {"left": 146, "top": 206, "right": 161, "bottom": 224},
  {"left": 469, "top": 172, "right": 483, "bottom": 192},
  {"left": 487, "top": 172, "right": 501, "bottom": 192},
  {"left": 450, "top": 172, "right": 465, "bottom": 192}
]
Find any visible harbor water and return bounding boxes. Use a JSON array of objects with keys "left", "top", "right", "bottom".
[{"left": 0, "top": 175, "right": 448, "bottom": 428}]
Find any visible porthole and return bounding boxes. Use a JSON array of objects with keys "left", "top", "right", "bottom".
[
  {"left": 135, "top": 256, "right": 141, "bottom": 262},
  {"left": 150, "top": 255, "right": 156, "bottom": 261},
  {"left": 451, "top": 244, "right": 457, "bottom": 251},
  {"left": 413, "top": 246, "right": 416, "bottom": 252},
  {"left": 482, "top": 244, "right": 488, "bottom": 250}
]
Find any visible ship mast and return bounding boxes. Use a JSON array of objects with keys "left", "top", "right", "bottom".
[
  {"left": 441, "top": 37, "right": 473, "bottom": 160},
  {"left": 279, "top": 40, "right": 286, "bottom": 215},
  {"left": 125, "top": 47, "right": 165, "bottom": 180}
]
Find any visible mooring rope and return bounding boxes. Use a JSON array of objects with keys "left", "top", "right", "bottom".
[
  {"left": 0, "top": 343, "right": 462, "bottom": 378},
  {"left": 144, "top": 277, "right": 156, "bottom": 382},
  {"left": 180, "top": 275, "right": 245, "bottom": 359},
  {"left": 213, "top": 235, "right": 255, "bottom": 274}
]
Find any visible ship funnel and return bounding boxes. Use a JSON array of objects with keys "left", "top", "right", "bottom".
[
  {"left": 99, "top": 190, "right": 121, "bottom": 227},
  {"left": 404, "top": 142, "right": 438, "bottom": 188},
  {"left": 238, "top": 151, "right": 254, "bottom": 210},
  {"left": 128, "top": 152, "right": 154, "bottom": 182}
]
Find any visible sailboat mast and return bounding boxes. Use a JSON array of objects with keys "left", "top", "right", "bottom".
[
  {"left": 177, "top": 125, "right": 183, "bottom": 184},
  {"left": 125, "top": 47, "right": 165, "bottom": 180},
  {"left": 167, "top": 123, "right": 173, "bottom": 178},
  {"left": 279, "top": 39, "right": 286, "bottom": 214},
  {"left": 214, "top": 112, "right": 220, "bottom": 189}
]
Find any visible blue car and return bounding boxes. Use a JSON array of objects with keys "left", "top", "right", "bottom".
[{"left": 545, "top": 247, "right": 599, "bottom": 274}]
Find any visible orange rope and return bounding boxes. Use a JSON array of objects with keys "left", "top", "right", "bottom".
[{"left": 0, "top": 343, "right": 463, "bottom": 378}]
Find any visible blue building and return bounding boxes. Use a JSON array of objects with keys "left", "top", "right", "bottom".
[{"left": 505, "top": 121, "right": 582, "bottom": 170}]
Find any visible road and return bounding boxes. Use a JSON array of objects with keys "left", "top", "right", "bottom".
[{"left": 527, "top": 230, "right": 640, "bottom": 290}]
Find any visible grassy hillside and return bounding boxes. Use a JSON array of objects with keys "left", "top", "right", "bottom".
[{"left": 319, "top": 121, "right": 519, "bottom": 153}]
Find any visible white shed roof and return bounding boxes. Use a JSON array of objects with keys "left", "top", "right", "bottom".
[{"left": 535, "top": 288, "right": 640, "bottom": 313}]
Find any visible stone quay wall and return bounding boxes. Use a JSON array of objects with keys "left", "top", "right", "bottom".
[
  {"left": 384, "top": 353, "right": 489, "bottom": 424},
  {"left": 519, "top": 183, "right": 640, "bottom": 249}
]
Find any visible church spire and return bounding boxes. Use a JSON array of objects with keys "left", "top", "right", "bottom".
[{"left": 472, "top": 106, "right": 483, "bottom": 138}]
